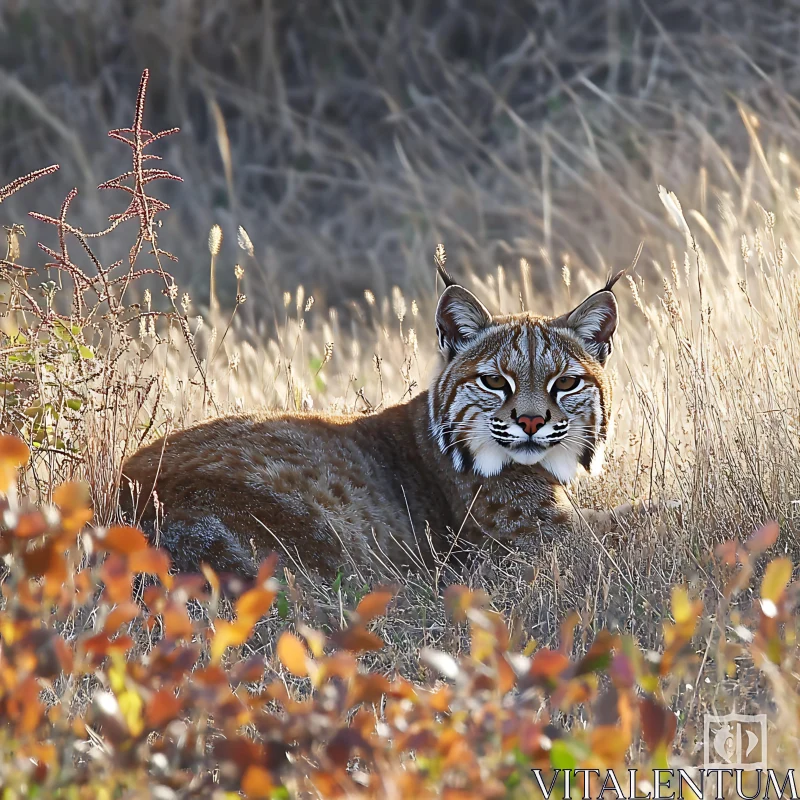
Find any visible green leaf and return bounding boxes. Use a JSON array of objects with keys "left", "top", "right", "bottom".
[
  {"left": 550, "top": 741, "right": 577, "bottom": 770},
  {"left": 276, "top": 592, "right": 290, "bottom": 620},
  {"left": 66, "top": 398, "right": 82, "bottom": 411},
  {"left": 78, "top": 345, "right": 94, "bottom": 359}
]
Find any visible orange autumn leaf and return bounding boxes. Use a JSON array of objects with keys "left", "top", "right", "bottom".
[
  {"left": 105, "top": 602, "right": 141, "bottom": 633},
  {"left": 100, "top": 554, "right": 133, "bottom": 605},
  {"left": 101, "top": 525, "right": 149, "bottom": 554},
  {"left": 355, "top": 587, "right": 396, "bottom": 623},
  {"left": 12, "top": 511, "right": 47, "bottom": 539},
  {"left": 255, "top": 551, "right": 280, "bottom": 583},
  {"left": 236, "top": 586, "right": 276, "bottom": 624},
  {"left": 162, "top": 601, "right": 193, "bottom": 640},
  {"left": 277, "top": 631, "right": 309, "bottom": 677},
  {"left": 52, "top": 480, "right": 91, "bottom": 512},
  {"left": 211, "top": 619, "right": 255, "bottom": 664},
  {"left": 528, "top": 648, "right": 570, "bottom": 687},
  {"left": 52, "top": 481, "right": 93, "bottom": 534},
  {"left": 0, "top": 434, "right": 29, "bottom": 494},
  {"left": 128, "top": 547, "right": 172, "bottom": 581},
  {"left": 241, "top": 765, "right": 274, "bottom": 798}
]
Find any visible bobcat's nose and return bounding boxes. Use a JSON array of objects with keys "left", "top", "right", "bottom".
[{"left": 516, "top": 414, "right": 547, "bottom": 436}]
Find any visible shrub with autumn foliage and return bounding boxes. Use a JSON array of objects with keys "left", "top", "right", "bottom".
[{"left": 0, "top": 436, "right": 797, "bottom": 797}]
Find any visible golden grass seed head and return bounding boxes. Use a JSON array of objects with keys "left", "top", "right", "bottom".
[
  {"left": 304, "top": 296, "right": 314, "bottom": 312},
  {"left": 283, "top": 292, "right": 291, "bottom": 308},
  {"left": 627, "top": 275, "right": 644, "bottom": 313},
  {"left": 208, "top": 224, "right": 223, "bottom": 256},
  {"left": 364, "top": 290, "right": 375, "bottom": 306},
  {"left": 181, "top": 293, "right": 191, "bottom": 313},
  {"left": 670, "top": 259, "right": 680, "bottom": 289},
  {"left": 237, "top": 225, "right": 254, "bottom": 257},
  {"left": 392, "top": 287, "right": 406, "bottom": 322},
  {"left": 234, "top": 263, "right": 244, "bottom": 280}
]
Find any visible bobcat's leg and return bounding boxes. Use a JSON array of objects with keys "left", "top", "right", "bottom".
[{"left": 574, "top": 499, "right": 682, "bottom": 534}]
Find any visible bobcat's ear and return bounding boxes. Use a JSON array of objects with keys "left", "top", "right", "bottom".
[
  {"left": 435, "top": 285, "right": 493, "bottom": 359},
  {"left": 562, "top": 289, "right": 618, "bottom": 365}
]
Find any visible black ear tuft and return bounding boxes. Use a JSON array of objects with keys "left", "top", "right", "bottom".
[
  {"left": 563, "top": 290, "right": 618, "bottom": 365},
  {"left": 435, "top": 286, "right": 493, "bottom": 359}
]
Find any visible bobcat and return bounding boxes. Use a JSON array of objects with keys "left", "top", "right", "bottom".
[{"left": 120, "top": 262, "right": 627, "bottom": 579}]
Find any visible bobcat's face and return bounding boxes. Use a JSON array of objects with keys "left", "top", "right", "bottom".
[{"left": 429, "top": 279, "right": 619, "bottom": 482}]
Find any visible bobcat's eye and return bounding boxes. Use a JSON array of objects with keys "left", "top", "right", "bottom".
[
  {"left": 478, "top": 374, "right": 510, "bottom": 393},
  {"left": 554, "top": 375, "right": 581, "bottom": 392}
]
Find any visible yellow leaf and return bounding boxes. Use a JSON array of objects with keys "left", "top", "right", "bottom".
[
  {"left": 118, "top": 688, "right": 144, "bottom": 737},
  {"left": 671, "top": 586, "right": 693, "bottom": 625},
  {"left": 761, "top": 557, "right": 793, "bottom": 603}
]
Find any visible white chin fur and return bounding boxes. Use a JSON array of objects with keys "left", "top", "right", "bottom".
[
  {"left": 538, "top": 446, "right": 581, "bottom": 484},
  {"left": 506, "top": 447, "right": 546, "bottom": 466},
  {"left": 471, "top": 445, "right": 509, "bottom": 477},
  {"left": 468, "top": 441, "right": 587, "bottom": 484}
]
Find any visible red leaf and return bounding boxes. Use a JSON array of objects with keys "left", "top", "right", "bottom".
[
  {"left": 746, "top": 521, "right": 779, "bottom": 555},
  {"left": 639, "top": 695, "right": 677, "bottom": 752},
  {"left": 528, "top": 648, "right": 570, "bottom": 687},
  {"left": 145, "top": 688, "right": 182, "bottom": 729},
  {"left": 331, "top": 625, "right": 384, "bottom": 653}
]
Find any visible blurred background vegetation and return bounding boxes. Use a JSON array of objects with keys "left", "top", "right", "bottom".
[{"left": 1, "top": 0, "right": 797, "bottom": 317}]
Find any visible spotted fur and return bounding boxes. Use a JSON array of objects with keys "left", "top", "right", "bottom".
[{"left": 120, "top": 273, "right": 623, "bottom": 578}]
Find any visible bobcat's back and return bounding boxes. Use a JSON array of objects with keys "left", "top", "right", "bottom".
[{"left": 120, "top": 396, "right": 456, "bottom": 577}]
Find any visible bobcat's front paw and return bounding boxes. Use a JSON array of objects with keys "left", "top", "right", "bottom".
[{"left": 574, "top": 498, "right": 681, "bottom": 534}]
